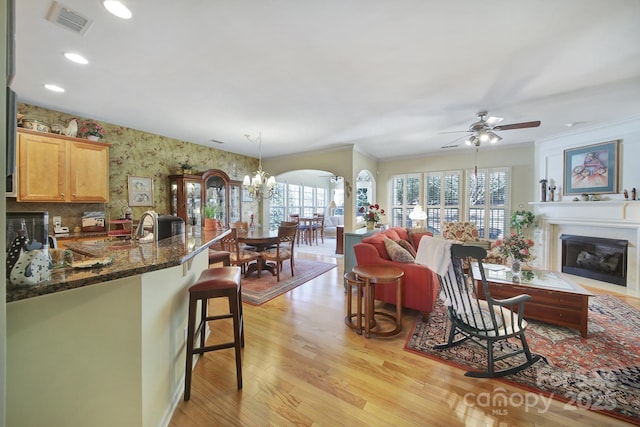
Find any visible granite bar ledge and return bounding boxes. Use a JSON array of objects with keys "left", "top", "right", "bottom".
[{"left": 6, "top": 229, "right": 230, "bottom": 303}]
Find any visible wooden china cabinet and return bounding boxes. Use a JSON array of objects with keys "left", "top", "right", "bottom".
[
  {"left": 168, "top": 174, "right": 203, "bottom": 227},
  {"left": 169, "top": 169, "right": 241, "bottom": 228},
  {"left": 201, "top": 169, "right": 242, "bottom": 227}
]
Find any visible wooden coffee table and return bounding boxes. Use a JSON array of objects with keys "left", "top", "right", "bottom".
[{"left": 472, "top": 263, "right": 594, "bottom": 338}]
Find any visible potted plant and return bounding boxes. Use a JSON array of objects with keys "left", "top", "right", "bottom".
[
  {"left": 180, "top": 162, "right": 194, "bottom": 174},
  {"left": 203, "top": 205, "right": 220, "bottom": 230},
  {"left": 77, "top": 120, "right": 106, "bottom": 141}
]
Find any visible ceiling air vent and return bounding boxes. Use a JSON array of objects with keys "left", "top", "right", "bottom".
[{"left": 46, "top": 1, "right": 93, "bottom": 35}]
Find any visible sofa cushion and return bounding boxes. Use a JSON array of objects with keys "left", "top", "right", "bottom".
[
  {"left": 396, "top": 239, "right": 417, "bottom": 258},
  {"left": 361, "top": 233, "right": 391, "bottom": 260},
  {"left": 389, "top": 226, "right": 410, "bottom": 241},
  {"left": 382, "top": 228, "right": 401, "bottom": 241},
  {"left": 383, "top": 237, "right": 415, "bottom": 263},
  {"left": 409, "top": 230, "right": 433, "bottom": 250}
]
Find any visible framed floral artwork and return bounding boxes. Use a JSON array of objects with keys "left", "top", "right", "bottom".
[
  {"left": 128, "top": 176, "right": 154, "bottom": 206},
  {"left": 563, "top": 140, "right": 619, "bottom": 195}
]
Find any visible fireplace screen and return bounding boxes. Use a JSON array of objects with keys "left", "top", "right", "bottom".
[{"left": 560, "top": 234, "right": 627, "bottom": 286}]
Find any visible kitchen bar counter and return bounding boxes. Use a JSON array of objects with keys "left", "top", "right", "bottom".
[
  {"left": 6, "top": 228, "right": 231, "bottom": 427},
  {"left": 6, "top": 228, "right": 230, "bottom": 303}
]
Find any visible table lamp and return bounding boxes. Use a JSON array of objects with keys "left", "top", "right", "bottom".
[
  {"left": 408, "top": 205, "right": 427, "bottom": 227},
  {"left": 328, "top": 200, "right": 337, "bottom": 215}
]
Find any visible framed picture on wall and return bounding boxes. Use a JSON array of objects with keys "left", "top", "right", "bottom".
[
  {"left": 128, "top": 176, "right": 154, "bottom": 206},
  {"left": 563, "top": 140, "right": 620, "bottom": 195}
]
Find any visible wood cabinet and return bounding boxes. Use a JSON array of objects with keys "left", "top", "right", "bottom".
[
  {"left": 202, "top": 169, "right": 242, "bottom": 227},
  {"left": 169, "top": 169, "right": 242, "bottom": 228},
  {"left": 168, "top": 174, "right": 203, "bottom": 227},
  {"left": 17, "top": 129, "right": 110, "bottom": 203}
]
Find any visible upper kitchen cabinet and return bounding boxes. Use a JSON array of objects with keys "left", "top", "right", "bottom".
[
  {"left": 202, "top": 169, "right": 242, "bottom": 227},
  {"left": 17, "top": 128, "right": 110, "bottom": 203}
]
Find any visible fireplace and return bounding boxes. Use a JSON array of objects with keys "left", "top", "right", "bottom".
[{"left": 560, "top": 234, "right": 627, "bottom": 286}]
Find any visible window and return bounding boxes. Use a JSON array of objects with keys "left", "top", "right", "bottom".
[
  {"left": 424, "top": 171, "right": 462, "bottom": 235},
  {"left": 466, "top": 167, "right": 509, "bottom": 239},
  {"left": 390, "top": 174, "right": 420, "bottom": 227},
  {"left": 269, "top": 182, "right": 286, "bottom": 230}
]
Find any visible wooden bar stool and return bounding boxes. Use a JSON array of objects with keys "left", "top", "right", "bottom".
[
  {"left": 208, "top": 249, "right": 231, "bottom": 266},
  {"left": 352, "top": 265, "right": 404, "bottom": 338},
  {"left": 184, "top": 266, "right": 244, "bottom": 401}
]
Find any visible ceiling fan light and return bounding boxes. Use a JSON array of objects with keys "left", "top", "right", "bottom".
[
  {"left": 465, "top": 135, "right": 476, "bottom": 146},
  {"left": 479, "top": 132, "right": 490, "bottom": 143},
  {"left": 489, "top": 133, "right": 502, "bottom": 144}
]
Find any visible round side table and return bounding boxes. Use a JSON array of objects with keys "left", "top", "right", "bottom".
[{"left": 352, "top": 264, "right": 404, "bottom": 338}]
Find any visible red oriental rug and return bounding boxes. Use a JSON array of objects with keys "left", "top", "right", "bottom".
[
  {"left": 405, "top": 295, "right": 640, "bottom": 425},
  {"left": 241, "top": 259, "right": 336, "bottom": 305}
]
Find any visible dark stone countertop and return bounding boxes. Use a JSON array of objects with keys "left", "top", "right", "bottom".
[{"left": 6, "top": 229, "right": 230, "bottom": 303}]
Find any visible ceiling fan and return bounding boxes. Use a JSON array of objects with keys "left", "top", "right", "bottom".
[{"left": 441, "top": 111, "right": 541, "bottom": 149}]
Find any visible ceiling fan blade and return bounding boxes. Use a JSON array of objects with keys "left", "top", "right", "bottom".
[
  {"left": 485, "top": 116, "right": 503, "bottom": 126},
  {"left": 438, "top": 130, "right": 469, "bottom": 134},
  {"left": 493, "top": 120, "right": 541, "bottom": 131}
]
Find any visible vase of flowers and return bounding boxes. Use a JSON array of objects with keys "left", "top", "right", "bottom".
[
  {"left": 359, "top": 204, "right": 384, "bottom": 229},
  {"left": 510, "top": 210, "right": 535, "bottom": 236},
  {"left": 77, "top": 120, "right": 105, "bottom": 141},
  {"left": 494, "top": 232, "right": 534, "bottom": 279}
]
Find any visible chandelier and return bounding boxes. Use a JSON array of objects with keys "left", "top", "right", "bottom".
[{"left": 243, "top": 132, "right": 277, "bottom": 199}]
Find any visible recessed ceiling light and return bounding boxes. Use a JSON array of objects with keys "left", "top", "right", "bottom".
[
  {"left": 102, "top": 1, "right": 132, "bottom": 19},
  {"left": 44, "top": 84, "right": 65, "bottom": 93},
  {"left": 64, "top": 52, "right": 88, "bottom": 64}
]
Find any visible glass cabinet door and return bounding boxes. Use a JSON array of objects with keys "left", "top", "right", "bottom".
[
  {"left": 186, "top": 181, "right": 202, "bottom": 227},
  {"left": 170, "top": 180, "right": 178, "bottom": 216},
  {"left": 205, "top": 175, "right": 226, "bottom": 225},
  {"left": 229, "top": 182, "right": 242, "bottom": 224}
]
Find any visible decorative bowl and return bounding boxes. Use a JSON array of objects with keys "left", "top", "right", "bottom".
[{"left": 20, "top": 118, "right": 51, "bottom": 133}]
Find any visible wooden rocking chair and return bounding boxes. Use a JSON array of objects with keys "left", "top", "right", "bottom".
[{"left": 418, "top": 237, "right": 540, "bottom": 378}]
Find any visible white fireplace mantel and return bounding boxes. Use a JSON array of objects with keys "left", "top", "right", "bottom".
[{"left": 529, "top": 200, "right": 640, "bottom": 297}]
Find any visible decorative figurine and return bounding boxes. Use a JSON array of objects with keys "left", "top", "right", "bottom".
[
  {"left": 539, "top": 179, "right": 548, "bottom": 202},
  {"left": 633, "top": 188, "right": 637, "bottom": 201},
  {"left": 549, "top": 185, "right": 557, "bottom": 202},
  {"left": 624, "top": 189, "right": 629, "bottom": 200}
]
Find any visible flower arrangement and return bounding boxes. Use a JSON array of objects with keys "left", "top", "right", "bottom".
[
  {"left": 510, "top": 210, "right": 535, "bottom": 235},
  {"left": 359, "top": 204, "right": 385, "bottom": 223},
  {"left": 77, "top": 120, "right": 105, "bottom": 139},
  {"left": 494, "top": 232, "right": 535, "bottom": 262}
]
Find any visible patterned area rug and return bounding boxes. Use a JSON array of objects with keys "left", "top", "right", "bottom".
[
  {"left": 405, "top": 295, "right": 640, "bottom": 425},
  {"left": 241, "top": 258, "right": 336, "bottom": 305}
]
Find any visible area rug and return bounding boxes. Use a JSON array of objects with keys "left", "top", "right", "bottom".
[
  {"left": 405, "top": 295, "right": 640, "bottom": 425},
  {"left": 241, "top": 259, "right": 336, "bottom": 305}
]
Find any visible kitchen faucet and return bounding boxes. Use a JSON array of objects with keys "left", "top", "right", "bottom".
[{"left": 135, "top": 210, "right": 158, "bottom": 242}]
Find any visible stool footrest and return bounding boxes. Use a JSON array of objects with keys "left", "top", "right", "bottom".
[
  {"left": 193, "top": 342, "right": 236, "bottom": 354},
  {"left": 204, "top": 313, "right": 233, "bottom": 321}
]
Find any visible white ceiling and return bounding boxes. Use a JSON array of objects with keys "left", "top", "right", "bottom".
[{"left": 11, "top": 0, "right": 640, "bottom": 160}]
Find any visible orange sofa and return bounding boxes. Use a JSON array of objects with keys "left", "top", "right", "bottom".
[{"left": 353, "top": 227, "right": 439, "bottom": 314}]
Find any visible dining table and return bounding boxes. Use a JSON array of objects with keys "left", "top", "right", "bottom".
[{"left": 236, "top": 229, "right": 279, "bottom": 277}]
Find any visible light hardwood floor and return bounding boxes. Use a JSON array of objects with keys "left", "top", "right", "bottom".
[{"left": 170, "top": 252, "right": 639, "bottom": 426}]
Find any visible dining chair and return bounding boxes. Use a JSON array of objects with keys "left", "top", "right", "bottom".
[
  {"left": 219, "top": 228, "right": 262, "bottom": 277},
  {"left": 260, "top": 224, "right": 297, "bottom": 281},
  {"left": 312, "top": 213, "right": 325, "bottom": 245},
  {"left": 289, "top": 214, "right": 310, "bottom": 246},
  {"left": 230, "top": 221, "right": 257, "bottom": 250}
]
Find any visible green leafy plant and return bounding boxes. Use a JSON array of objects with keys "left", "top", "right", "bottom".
[
  {"left": 510, "top": 210, "right": 535, "bottom": 235},
  {"left": 204, "top": 205, "right": 219, "bottom": 219}
]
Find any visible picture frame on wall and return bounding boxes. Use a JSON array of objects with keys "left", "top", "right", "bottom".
[
  {"left": 563, "top": 140, "right": 620, "bottom": 195},
  {"left": 128, "top": 175, "right": 154, "bottom": 206}
]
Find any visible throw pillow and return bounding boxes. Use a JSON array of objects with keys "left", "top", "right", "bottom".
[
  {"left": 389, "top": 227, "right": 409, "bottom": 241},
  {"left": 382, "top": 228, "right": 401, "bottom": 241},
  {"left": 383, "top": 237, "right": 415, "bottom": 263},
  {"left": 396, "top": 239, "right": 417, "bottom": 258},
  {"left": 362, "top": 233, "right": 391, "bottom": 260},
  {"left": 409, "top": 230, "right": 433, "bottom": 250}
]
